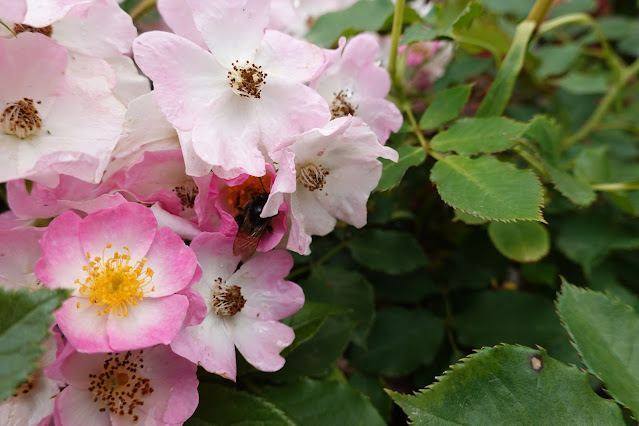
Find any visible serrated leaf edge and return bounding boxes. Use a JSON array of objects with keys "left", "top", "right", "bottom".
[{"left": 555, "top": 281, "right": 639, "bottom": 417}]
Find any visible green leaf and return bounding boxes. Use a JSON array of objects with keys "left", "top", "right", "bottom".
[
  {"left": 262, "top": 377, "right": 385, "bottom": 426},
  {"left": 550, "top": 0, "right": 597, "bottom": 17},
  {"left": 348, "top": 229, "right": 428, "bottom": 275},
  {"left": 453, "top": 291, "right": 566, "bottom": 349},
  {"left": 302, "top": 266, "right": 374, "bottom": 347},
  {"left": 430, "top": 117, "right": 526, "bottom": 155},
  {"left": 351, "top": 307, "right": 444, "bottom": 376},
  {"left": 476, "top": 20, "right": 535, "bottom": 117},
  {"left": 479, "top": 0, "right": 535, "bottom": 19},
  {"left": 376, "top": 146, "right": 427, "bottom": 192},
  {"left": 557, "top": 281, "right": 639, "bottom": 417},
  {"left": 185, "top": 383, "right": 295, "bottom": 425},
  {"left": 268, "top": 315, "right": 355, "bottom": 381},
  {"left": 521, "top": 115, "right": 596, "bottom": 206},
  {"left": 389, "top": 345, "right": 624, "bottom": 425},
  {"left": 419, "top": 84, "right": 473, "bottom": 130},
  {"left": 402, "top": 24, "right": 441, "bottom": 44},
  {"left": 556, "top": 214, "right": 639, "bottom": 273},
  {"left": 281, "top": 301, "right": 351, "bottom": 356},
  {"left": 0, "top": 287, "right": 70, "bottom": 401},
  {"left": 453, "top": 209, "right": 488, "bottom": 225},
  {"left": 535, "top": 44, "right": 582, "bottom": 79},
  {"left": 305, "top": 0, "right": 394, "bottom": 47},
  {"left": 430, "top": 155, "right": 545, "bottom": 222},
  {"left": 546, "top": 164, "right": 597, "bottom": 206},
  {"left": 487, "top": 221, "right": 550, "bottom": 263},
  {"left": 552, "top": 72, "right": 608, "bottom": 95},
  {"left": 349, "top": 372, "right": 392, "bottom": 422},
  {"left": 366, "top": 268, "right": 440, "bottom": 303}
]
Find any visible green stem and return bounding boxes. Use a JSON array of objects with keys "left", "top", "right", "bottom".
[
  {"left": 287, "top": 240, "right": 348, "bottom": 280},
  {"left": 513, "top": 145, "right": 546, "bottom": 176},
  {"left": 592, "top": 182, "right": 639, "bottom": 192},
  {"left": 562, "top": 57, "right": 639, "bottom": 150},
  {"left": 441, "top": 286, "right": 462, "bottom": 359},
  {"left": 129, "top": 0, "right": 156, "bottom": 21},
  {"left": 402, "top": 102, "right": 428, "bottom": 149},
  {"left": 539, "top": 13, "right": 623, "bottom": 75},
  {"left": 526, "top": 0, "right": 554, "bottom": 31},
  {"left": 388, "top": 0, "right": 405, "bottom": 91}
]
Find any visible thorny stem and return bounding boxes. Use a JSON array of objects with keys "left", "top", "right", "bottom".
[
  {"left": 562, "top": 58, "right": 639, "bottom": 150},
  {"left": 286, "top": 240, "right": 348, "bottom": 280},
  {"left": 129, "top": 0, "right": 156, "bottom": 21},
  {"left": 388, "top": 0, "right": 405, "bottom": 92}
]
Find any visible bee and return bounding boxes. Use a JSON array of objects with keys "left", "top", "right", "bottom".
[{"left": 232, "top": 178, "right": 273, "bottom": 261}]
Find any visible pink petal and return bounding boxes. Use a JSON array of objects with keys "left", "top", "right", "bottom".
[
  {"left": 354, "top": 97, "right": 402, "bottom": 144},
  {"left": 106, "top": 295, "right": 189, "bottom": 351},
  {"left": 52, "top": 0, "right": 137, "bottom": 57},
  {"left": 228, "top": 315, "right": 294, "bottom": 372},
  {"left": 171, "top": 313, "right": 238, "bottom": 380},
  {"left": 230, "top": 250, "right": 304, "bottom": 320},
  {"left": 54, "top": 387, "right": 111, "bottom": 426},
  {"left": 35, "top": 211, "right": 86, "bottom": 291},
  {"left": 150, "top": 203, "right": 201, "bottom": 240},
  {"left": 0, "top": 227, "right": 45, "bottom": 290},
  {"left": 191, "top": 94, "right": 265, "bottom": 177},
  {"left": 133, "top": 345, "right": 199, "bottom": 424},
  {"left": 142, "top": 227, "right": 198, "bottom": 297},
  {"left": 0, "top": 33, "right": 66, "bottom": 108},
  {"left": 0, "top": 0, "right": 26, "bottom": 22},
  {"left": 23, "top": 0, "right": 87, "bottom": 26},
  {"left": 190, "top": 232, "right": 240, "bottom": 283},
  {"left": 180, "top": 285, "right": 207, "bottom": 327},
  {"left": 157, "top": 0, "right": 207, "bottom": 49},
  {"left": 133, "top": 31, "right": 228, "bottom": 131},
  {"left": 257, "top": 30, "right": 326, "bottom": 83},
  {"left": 188, "top": 0, "right": 269, "bottom": 66},
  {"left": 256, "top": 80, "right": 330, "bottom": 153},
  {"left": 54, "top": 298, "right": 111, "bottom": 353},
  {"left": 78, "top": 203, "right": 158, "bottom": 266}
]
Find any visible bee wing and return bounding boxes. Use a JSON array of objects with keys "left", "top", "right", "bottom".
[{"left": 233, "top": 218, "right": 270, "bottom": 261}]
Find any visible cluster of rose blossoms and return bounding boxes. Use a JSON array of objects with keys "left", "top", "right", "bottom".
[{"left": 0, "top": 0, "right": 403, "bottom": 425}]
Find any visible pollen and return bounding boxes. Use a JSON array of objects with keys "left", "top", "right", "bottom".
[
  {"left": 330, "top": 90, "right": 357, "bottom": 119},
  {"left": 299, "top": 163, "right": 329, "bottom": 191},
  {"left": 13, "top": 24, "right": 53, "bottom": 37},
  {"left": 172, "top": 179, "right": 199, "bottom": 210},
  {"left": 88, "top": 350, "right": 154, "bottom": 423},
  {"left": 1, "top": 98, "right": 43, "bottom": 139},
  {"left": 227, "top": 60, "right": 267, "bottom": 99},
  {"left": 75, "top": 244, "right": 154, "bottom": 317},
  {"left": 211, "top": 277, "right": 246, "bottom": 316}
]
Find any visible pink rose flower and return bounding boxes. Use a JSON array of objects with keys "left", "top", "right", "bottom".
[
  {"left": 35, "top": 202, "right": 204, "bottom": 353},
  {"left": 52, "top": 344, "right": 199, "bottom": 425},
  {"left": 171, "top": 232, "right": 304, "bottom": 381},
  {"left": 265, "top": 116, "right": 398, "bottom": 254},
  {"left": 312, "top": 33, "right": 402, "bottom": 144},
  {"left": 133, "top": 0, "right": 330, "bottom": 178}
]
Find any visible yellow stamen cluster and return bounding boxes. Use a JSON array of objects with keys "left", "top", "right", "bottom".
[{"left": 76, "top": 244, "right": 154, "bottom": 317}]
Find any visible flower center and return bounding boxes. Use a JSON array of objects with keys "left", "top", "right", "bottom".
[
  {"left": 13, "top": 24, "right": 53, "bottom": 37},
  {"left": 88, "top": 350, "right": 154, "bottom": 423},
  {"left": 211, "top": 277, "right": 246, "bottom": 316},
  {"left": 1, "top": 98, "right": 43, "bottom": 139},
  {"left": 172, "top": 179, "right": 199, "bottom": 210},
  {"left": 299, "top": 163, "right": 329, "bottom": 192},
  {"left": 75, "top": 244, "right": 155, "bottom": 317},
  {"left": 330, "top": 90, "right": 357, "bottom": 119},
  {"left": 227, "top": 60, "right": 267, "bottom": 99}
]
